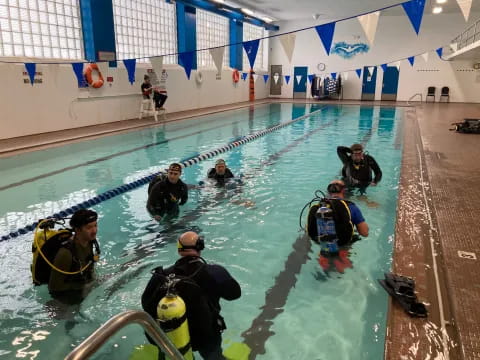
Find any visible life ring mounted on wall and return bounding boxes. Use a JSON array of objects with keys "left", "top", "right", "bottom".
[
  {"left": 84, "top": 63, "right": 104, "bottom": 88},
  {"left": 195, "top": 70, "right": 204, "bottom": 85},
  {"left": 232, "top": 69, "right": 240, "bottom": 83}
]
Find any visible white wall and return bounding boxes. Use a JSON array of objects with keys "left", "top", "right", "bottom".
[
  {"left": 0, "top": 62, "right": 269, "bottom": 140},
  {"left": 268, "top": 10, "right": 480, "bottom": 102}
]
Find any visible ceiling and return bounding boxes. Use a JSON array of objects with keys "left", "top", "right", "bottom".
[{"left": 225, "top": 0, "right": 480, "bottom": 22}]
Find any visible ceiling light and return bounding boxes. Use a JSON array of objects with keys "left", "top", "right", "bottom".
[
  {"left": 241, "top": 8, "right": 254, "bottom": 16},
  {"left": 436, "top": 0, "right": 447, "bottom": 3},
  {"left": 212, "top": 0, "right": 224, "bottom": 3},
  {"left": 432, "top": 6, "right": 443, "bottom": 14},
  {"left": 262, "top": 16, "right": 273, "bottom": 23}
]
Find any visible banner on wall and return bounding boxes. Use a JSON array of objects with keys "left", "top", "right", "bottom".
[
  {"left": 279, "top": 33, "right": 296, "bottom": 63},
  {"left": 357, "top": 11, "right": 380, "bottom": 45}
]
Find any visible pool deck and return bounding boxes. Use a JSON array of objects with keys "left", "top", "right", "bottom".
[{"left": 2, "top": 99, "right": 480, "bottom": 359}]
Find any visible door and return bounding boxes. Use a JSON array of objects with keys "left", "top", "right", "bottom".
[
  {"left": 270, "top": 65, "right": 282, "bottom": 96},
  {"left": 361, "top": 66, "right": 377, "bottom": 101},
  {"left": 293, "top": 66, "right": 308, "bottom": 99},
  {"left": 381, "top": 66, "right": 400, "bottom": 101}
]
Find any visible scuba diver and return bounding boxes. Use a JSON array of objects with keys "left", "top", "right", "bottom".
[
  {"left": 142, "top": 231, "right": 241, "bottom": 360},
  {"left": 147, "top": 163, "right": 189, "bottom": 221},
  {"left": 207, "top": 159, "right": 235, "bottom": 185},
  {"left": 337, "top": 144, "right": 382, "bottom": 193},
  {"left": 46, "top": 209, "right": 100, "bottom": 302},
  {"left": 304, "top": 180, "right": 369, "bottom": 273}
]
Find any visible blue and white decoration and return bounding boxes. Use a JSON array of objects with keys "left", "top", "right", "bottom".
[{"left": 331, "top": 42, "right": 370, "bottom": 59}]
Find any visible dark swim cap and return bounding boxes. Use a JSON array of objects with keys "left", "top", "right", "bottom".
[
  {"left": 327, "top": 181, "right": 345, "bottom": 194},
  {"left": 70, "top": 209, "right": 98, "bottom": 229},
  {"left": 350, "top": 143, "right": 363, "bottom": 152},
  {"left": 169, "top": 163, "right": 182, "bottom": 172},
  {"left": 215, "top": 159, "right": 226, "bottom": 165}
]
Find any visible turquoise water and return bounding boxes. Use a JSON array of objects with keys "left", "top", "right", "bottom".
[{"left": 0, "top": 103, "right": 402, "bottom": 360}]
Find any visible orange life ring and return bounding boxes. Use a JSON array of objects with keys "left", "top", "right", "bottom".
[
  {"left": 232, "top": 69, "right": 240, "bottom": 83},
  {"left": 84, "top": 63, "right": 104, "bottom": 88}
]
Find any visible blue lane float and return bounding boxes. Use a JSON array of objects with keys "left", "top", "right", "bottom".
[{"left": 0, "top": 107, "right": 325, "bottom": 241}]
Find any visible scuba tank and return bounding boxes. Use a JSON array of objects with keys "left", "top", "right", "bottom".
[
  {"left": 156, "top": 276, "right": 194, "bottom": 360},
  {"left": 316, "top": 204, "right": 339, "bottom": 253}
]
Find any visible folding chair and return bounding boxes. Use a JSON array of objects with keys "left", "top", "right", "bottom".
[
  {"left": 440, "top": 87, "right": 450, "bottom": 102},
  {"left": 426, "top": 86, "right": 436, "bottom": 102}
]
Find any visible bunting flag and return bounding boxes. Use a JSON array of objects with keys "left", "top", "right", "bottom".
[
  {"left": 421, "top": 52, "right": 429, "bottom": 63},
  {"left": 355, "top": 69, "right": 362, "bottom": 78},
  {"left": 285, "top": 75, "right": 291, "bottom": 84},
  {"left": 357, "top": 11, "right": 380, "bottom": 46},
  {"left": 279, "top": 33, "right": 296, "bottom": 63},
  {"left": 436, "top": 47, "right": 443, "bottom": 59},
  {"left": 178, "top": 51, "right": 195, "bottom": 79},
  {"left": 393, "top": 61, "right": 401, "bottom": 70},
  {"left": 449, "top": 43, "right": 458, "bottom": 52},
  {"left": 407, "top": 56, "right": 415, "bottom": 66},
  {"left": 402, "top": 0, "right": 426, "bottom": 35},
  {"left": 456, "top": 0, "right": 472, "bottom": 21},
  {"left": 25, "top": 63, "right": 36, "bottom": 86},
  {"left": 243, "top": 39, "right": 260, "bottom": 69},
  {"left": 252, "top": 74, "right": 259, "bottom": 82},
  {"left": 343, "top": 72, "right": 349, "bottom": 81},
  {"left": 263, "top": 74, "right": 269, "bottom": 83},
  {"left": 381, "top": 64, "right": 388, "bottom": 72},
  {"left": 295, "top": 75, "right": 302, "bottom": 85},
  {"left": 273, "top": 73, "right": 279, "bottom": 84},
  {"left": 308, "top": 74, "right": 314, "bottom": 83},
  {"left": 368, "top": 66, "right": 375, "bottom": 76},
  {"left": 149, "top": 56, "right": 164, "bottom": 77},
  {"left": 315, "top": 22, "right": 336, "bottom": 55},
  {"left": 242, "top": 72, "right": 248, "bottom": 81},
  {"left": 123, "top": 59, "right": 136, "bottom": 84},
  {"left": 209, "top": 47, "right": 225, "bottom": 74},
  {"left": 331, "top": 72, "right": 337, "bottom": 80},
  {"left": 71, "top": 63, "right": 86, "bottom": 87}
]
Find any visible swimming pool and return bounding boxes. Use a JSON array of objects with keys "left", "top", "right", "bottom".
[{"left": 0, "top": 103, "right": 403, "bottom": 360}]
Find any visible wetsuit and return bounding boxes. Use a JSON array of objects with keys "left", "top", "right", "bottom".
[
  {"left": 142, "top": 256, "right": 241, "bottom": 359},
  {"left": 141, "top": 83, "right": 168, "bottom": 109},
  {"left": 147, "top": 175, "right": 188, "bottom": 217},
  {"left": 48, "top": 239, "right": 95, "bottom": 302},
  {"left": 207, "top": 168, "right": 234, "bottom": 185},
  {"left": 337, "top": 146, "right": 382, "bottom": 189}
]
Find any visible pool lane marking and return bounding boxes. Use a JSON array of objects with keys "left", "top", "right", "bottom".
[
  {"left": 0, "top": 108, "right": 284, "bottom": 192},
  {"left": 1, "top": 107, "right": 327, "bottom": 241}
]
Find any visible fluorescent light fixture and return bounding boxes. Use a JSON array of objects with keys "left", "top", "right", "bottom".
[
  {"left": 432, "top": 6, "right": 443, "bottom": 14},
  {"left": 241, "top": 8, "right": 254, "bottom": 16},
  {"left": 436, "top": 0, "right": 447, "bottom": 3},
  {"left": 262, "top": 16, "right": 273, "bottom": 23},
  {"left": 212, "top": 0, "right": 224, "bottom": 3}
]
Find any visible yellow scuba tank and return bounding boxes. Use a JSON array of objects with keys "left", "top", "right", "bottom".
[{"left": 157, "top": 294, "right": 193, "bottom": 360}]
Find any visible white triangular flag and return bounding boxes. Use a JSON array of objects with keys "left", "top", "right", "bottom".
[
  {"left": 97, "top": 61, "right": 109, "bottom": 79},
  {"left": 456, "top": 0, "right": 472, "bottom": 21},
  {"left": 149, "top": 56, "right": 164, "bottom": 78},
  {"left": 209, "top": 47, "right": 225, "bottom": 74},
  {"left": 342, "top": 72, "right": 349, "bottom": 81},
  {"left": 421, "top": 52, "right": 429, "bottom": 63},
  {"left": 273, "top": 74, "right": 279, "bottom": 84},
  {"left": 279, "top": 33, "right": 296, "bottom": 63},
  {"left": 296, "top": 75, "right": 302, "bottom": 84},
  {"left": 393, "top": 61, "right": 401, "bottom": 70},
  {"left": 357, "top": 11, "right": 380, "bottom": 46},
  {"left": 252, "top": 74, "right": 259, "bottom": 82},
  {"left": 449, "top": 43, "right": 458, "bottom": 52},
  {"left": 368, "top": 66, "right": 375, "bottom": 76}
]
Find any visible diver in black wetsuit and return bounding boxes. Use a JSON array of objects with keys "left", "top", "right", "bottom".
[
  {"left": 337, "top": 144, "right": 382, "bottom": 192},
  {"left": 207, "top": 159, "right": 234, "bottom": 185},
  {"left": 147, "top": 163, "right": 188, "bottom": 220}
]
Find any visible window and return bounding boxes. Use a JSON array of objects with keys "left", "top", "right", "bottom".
[
  {"left": 243, "top": 22, "right": 268, "bottom": 71},
  {"left": 196, "top": 9, "right": 229, "bottom": 68},
  {"left": 113, "top": 0, "right": 177, "bottom": 64},
  {"left": 0, "top": 0, "right": 82, "bottom": 59}
]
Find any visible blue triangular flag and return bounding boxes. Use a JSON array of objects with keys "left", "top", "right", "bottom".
[
  {"left": 123, "top": 59, "right": 136, "bottom": 84},
  {"left": 355, "top": 69, "right": 362, "bottom": 78},
  {"left": 243, "top": 39, "right": 260, "bottom": 69},
  {"left": 178, "top": 51, "right": 195, "bottom": 79},
  {"left": 263, "top": 74, "right": 269, "bottom": 83},
  {"left": 314, "top": 22, "right": 336, "bottom": 55},
  {"left": 242, "top": 72, "right": 248, "bottom": 81},
  {"left": 308, "top": 74, "right": 314, "bottom": 83},
  {"left": 285, "top": 75, "right": 290, "bottom": 84},
  {"left": 25, "top": 63, "right": 36, "bottom": 86},
  {"left": 402, "top": 0, "right": 426, "bottom": 35},
  {"left": 436, "top": 47, "right": 443, "bottom": 59},
  {"left": 331, "top": 72, "right": 337, "bottom": 80},
  {"left": 408, "top": 56, "right": 415, "bottom": 66},
  {"left": 381, "top": 64, "right": 388, "bottom": 72},
  {"left": 71, "top": 63, "right": 87, "bottom": 87}
]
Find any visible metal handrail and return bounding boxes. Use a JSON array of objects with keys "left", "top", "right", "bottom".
[
  {"left": 407, "top": 93, "right": 422, "bottom": 105},
  {"left": 64, "top": 310, "right": 185, "bottom": 360},
  {"left": 451, "top": 17, "right": 480, "bottom": 51}
]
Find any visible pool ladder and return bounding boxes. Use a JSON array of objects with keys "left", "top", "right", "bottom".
[
  {"left": 407, "top": 93, "right": 423, "bottom": 105},
  {"left": 64, "top": 310, "right": 185, "bottom": 360}
]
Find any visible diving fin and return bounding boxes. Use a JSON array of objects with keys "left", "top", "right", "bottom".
[{"left": 378, "top": 273, "right": 428, "bottom": 318}]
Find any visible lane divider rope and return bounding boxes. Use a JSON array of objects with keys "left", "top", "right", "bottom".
[{"left": 1, "top": 107, "right": 326, "bottom": 241}]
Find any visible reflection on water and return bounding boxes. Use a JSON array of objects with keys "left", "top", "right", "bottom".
[{"left": 13, "top": 330, "right": 50, "bottom": 360}]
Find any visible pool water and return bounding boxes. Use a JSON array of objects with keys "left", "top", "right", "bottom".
[{"left": 0, "top": 103, "right": 403, "bottom": 360}]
